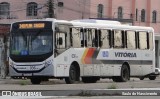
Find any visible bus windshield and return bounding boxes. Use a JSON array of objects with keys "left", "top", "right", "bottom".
[{"left": 10, "top": 30, "right": 53, "bottom": 56}]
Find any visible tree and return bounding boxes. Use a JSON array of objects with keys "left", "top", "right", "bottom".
[{"left": 46, "top": 0, "right": 55, "bottom": 18}]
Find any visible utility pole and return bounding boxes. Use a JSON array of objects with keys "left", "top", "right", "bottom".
[
  {"left": 47, "top": 0, "right": 55, "bottom": 18},
  {"left": 81, "top": 0, "right": 86, "bottom": 19},
  {"left": 0, "top": 37, "right": 6, "bottom": 79}
]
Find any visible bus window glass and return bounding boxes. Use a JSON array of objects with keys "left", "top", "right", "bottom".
[
  {"left": 71, "top": 28, "right": 81, "bottom": 48},
  {"left": 91, "top": 29, "right": 96, "bottom": 47},
  {"left": 149, "top": 32, "right": 153, "bottom": 50},
  {"left": 86, "top": 29, "right": 92, "bottom": 47},
  {"left": 101, "top": 29, "right": 110, "bottom": 48},
  {"left": 11, "top": 30, "right": 53, "bottom": 55},
  {"left": 114, "top": 30, "right": 123, "bottom": 48},
  {"left": 55, "top": 32, "right": 66, "bottom": 49},
  {"left": 127, "top": 31, "right": 136, "bottom": 49},
  {"left": 139, "top": 32, "right": 147, "bottom": 49},
  {"left": 83, "top": 29, "right": 87, "bottom": 47}
]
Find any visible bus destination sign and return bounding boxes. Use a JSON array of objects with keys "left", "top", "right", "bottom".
[{"left": 19, "top": 23, "right": 45, "bottom": 29}]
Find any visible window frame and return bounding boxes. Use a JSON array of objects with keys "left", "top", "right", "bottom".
[
  {"left": 97, "top": 4, "right": 104, "bottom": 18},
  {"left": 0, "top": 2, "right": 10, "bottom": 17},
  {"left": 141, "top": 9, "right": 145, "bottom": 22},
  {"left": 152, "top": 10, "right": 157, "bottom": 23},
  {"left": 118, "top": 7, "right": 123, "bottom": 19},
  {"left": 26, "top": 2, "right": 38, "bottom": 16}
]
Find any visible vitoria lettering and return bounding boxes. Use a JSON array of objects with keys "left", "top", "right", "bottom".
[{"left": 115, "top": 52, "right": 137, "bottom": 57}]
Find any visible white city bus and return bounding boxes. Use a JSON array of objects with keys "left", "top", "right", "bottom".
[{"left": 9, "top": 18, "right": 156, "bottom": 84}]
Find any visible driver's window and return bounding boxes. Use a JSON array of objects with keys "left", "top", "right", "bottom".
[{"left": 55, "top": 32, "right": 66, "bottom": 49}]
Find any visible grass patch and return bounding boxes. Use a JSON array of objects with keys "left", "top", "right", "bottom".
[
  {"left": 19, "top": 80, "right": 29, "bottom": 85},
  {"left": 107, "top": 83, "right": 117, "bottom": 89}
]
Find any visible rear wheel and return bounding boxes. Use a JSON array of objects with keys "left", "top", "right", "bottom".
[
  {"left": 120, "top": 64, "right": 130, "bottom": 82},
  {"left": 65, "top": 64, "right": 79, "bottom": 84},
  {"left": 149, "top": 76, "right": 156, "bottom": 80},
  {"left": 30, "top": 77, "right": 41, "bottom": 84},
  {"left": 113, "top": 64, "right": 130, "bottom": 82},
  {"left": 112, "top": 64, "right": 130, "bottom": 82}
]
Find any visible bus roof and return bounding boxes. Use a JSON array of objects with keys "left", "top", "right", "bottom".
[
  {"left": 71, "top": 19, "right": 121, "bottom": 25},
  {"left": 11, "top": 18, "right": 154, "bottom": 32},
  {"left": 69, "top": 21, "right": 154, "bottom": 32},
  {"left": 54, "top": 19, "right": 153, "bottom": 32}
]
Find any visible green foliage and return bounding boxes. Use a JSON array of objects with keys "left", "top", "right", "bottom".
[
  {"left": 19, "top": 80, "right": 29, "bottom": 85},
  {"left": 107, "top": 83, "right": 117, "bottom": 89}
]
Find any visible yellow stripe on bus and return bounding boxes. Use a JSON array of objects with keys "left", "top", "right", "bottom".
[{"left": 81, "top": 48, "right": 89, "bottom": 64}]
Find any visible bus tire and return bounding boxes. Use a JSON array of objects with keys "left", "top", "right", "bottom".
[
  {"left": 82, "top": 77, "right": 99, "bottom": 83},
  {"left": 149, "top": 76, "right": 156, "bottom": 80},
  {"left": 30, "top": 77, "right": 41, "bottom": 84},
  {"left": 65, "top": 64, "right": 79, "bottom": 84},
  {"left": 119, "top": 64, "right": 130, "bottom": 82}
]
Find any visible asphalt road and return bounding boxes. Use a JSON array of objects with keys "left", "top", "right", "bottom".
[
  {"left": 0, "top": 77, "right": 160, "bottom": 98},
  {"left": 0, "top": 76, "right": 160, "bottom": 90}
]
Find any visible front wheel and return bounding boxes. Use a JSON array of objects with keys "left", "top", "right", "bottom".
[
  {"left": 149, "top": 76, "right": 156, "bottom": 80},
  {"left": 65, "top": 65, "right": 79, "bottom": 84},
  {"left": 30, "top": 77, "right": 41, "bottom": 84}
]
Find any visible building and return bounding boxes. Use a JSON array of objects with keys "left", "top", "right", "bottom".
[
  {"left": 0, "top": 0, "right": 91, "bottom": 77},
  {"left": 0, "top": 0, "right": 90, "bottom": 23},
  {"left": 1, "top": 0, "right": 160, "bottom": 32},
  {"left": 90, "top": 0, "right": 160, "bottom": 33}
]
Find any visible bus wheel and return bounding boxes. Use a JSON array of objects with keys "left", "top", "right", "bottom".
[
  {"left": 65, "top": 65, "right": 79, "bottom": 84},
  {"left": 149, "top": 76, "right": 156, "bottom": 80},
  {"left": 119, "top": 64, "right": 130, "bottom": 82},
  {"left": 82, "top": 77, "right": 99, "bottom": 83},
  {"left": 30, "top": 77, "right": 41, "bottom": 84}
]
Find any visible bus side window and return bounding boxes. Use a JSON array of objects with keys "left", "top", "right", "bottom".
[
  {"left": 127, "top": 31, "right": 136, "bottom": 49},
  {"left": 108, "top": 30, "right": 113, "bottom": 48},
  {"left": 114, "top": 30, "right": 123, "bottom": 48},
  {"left": 70, "top": 28, "right": 73, "bottom": 46},
  {"left": 146, "top": 32, "right": 149, "bottom": 49},
  {"left": 121, "top": 30, "right": 126, "bottom": 48},
  {"left": 135, "top": 32, "right": 140, "bottom": 49},
  {"left": 91, "top": 29, "right": 96, "bottom": 47},
  {"left": 71, "top": 28, "right": 81, "bottom": 48},
  {"left": 101, "top": 29, "right": 109, "bottom": 48},
  {"left": 139, "top": 31, "right": 147, "bottom": 49},
  {"left": 94, "top": 29, "right": 101, "bottom": 47},
  {"left": 149, "top": 32, "right": 153, "bottom": 50},
  {"left": 87, "top": 29, "right": 92, "bottom": 47},
  {"left": 55, "top": 32, "right": 66, "bottom": 49},
  {"left": 80, "top": 28, "right": 87, "bottom": 47}
]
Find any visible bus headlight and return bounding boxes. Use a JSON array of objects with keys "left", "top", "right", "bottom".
[{"left": 45, "top": 60, "right": 53, "bottom": 67}]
